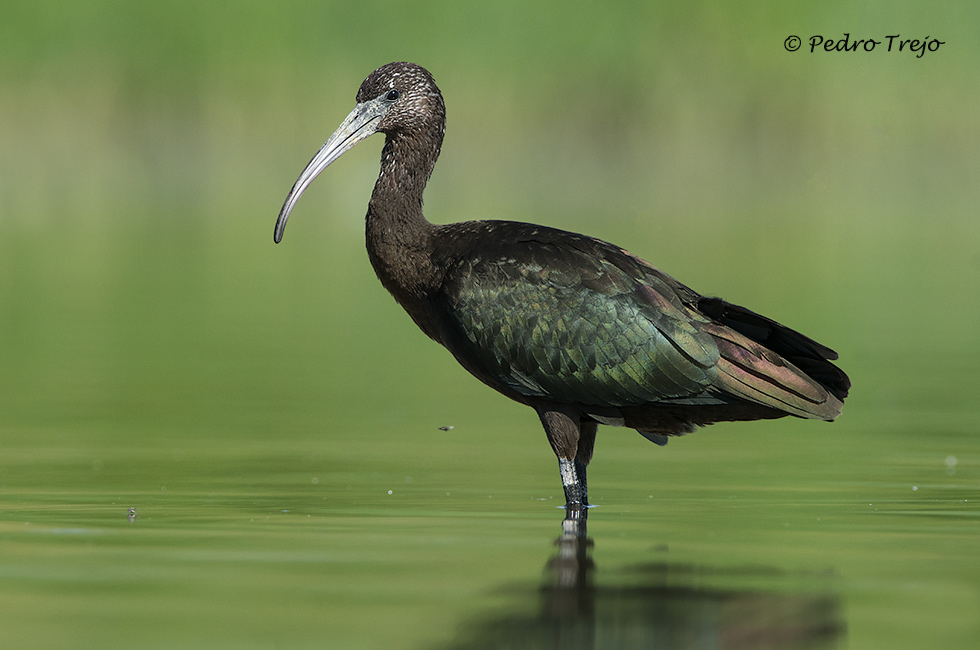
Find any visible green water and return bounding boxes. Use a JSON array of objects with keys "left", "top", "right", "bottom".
[
  {"left": 2, "top": 1, "right": 980, "bottom": 648},
  {"left": 2, "top": 214, "right": 977, "bottom": 649}
]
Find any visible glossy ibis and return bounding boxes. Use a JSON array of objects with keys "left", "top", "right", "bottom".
[{"left": 274, "top": 62, "right": 850, "bottom": 511}]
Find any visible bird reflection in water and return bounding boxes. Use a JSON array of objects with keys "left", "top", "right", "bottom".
[{"left": 443, "top": 508, "right": 844, "bottom": 650}]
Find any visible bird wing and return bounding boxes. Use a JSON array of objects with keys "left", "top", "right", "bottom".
[
  {"left": 436, "top": 222, "right": 842, "bottom": 421},
  {"left": 439, "top": 229, "right": 723, "bottom": 408}
]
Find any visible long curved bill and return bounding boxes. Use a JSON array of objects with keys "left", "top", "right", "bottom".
[{"left": 274, "top": 97, "right": 389, "bottom": 243}]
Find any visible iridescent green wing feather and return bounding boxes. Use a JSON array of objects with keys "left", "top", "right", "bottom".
[{"left": 440, "top": 230, "right": 721, "bottom": 408}]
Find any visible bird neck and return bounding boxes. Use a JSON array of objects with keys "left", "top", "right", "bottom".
[{"left": 365, "top": 134, "right": 440, "bottom": 307}]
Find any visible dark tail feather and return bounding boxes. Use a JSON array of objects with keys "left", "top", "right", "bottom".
[{"left": 698, "top": 297, "right": 851, "bottom": 403}]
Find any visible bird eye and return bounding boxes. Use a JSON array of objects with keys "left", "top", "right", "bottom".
[{"left": 385, "top": 89, "right": 400, "bottom": 101}]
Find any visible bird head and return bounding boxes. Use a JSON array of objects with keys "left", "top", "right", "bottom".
[{"left": 274, "top": 62, "right": 444, "bottom": 243}]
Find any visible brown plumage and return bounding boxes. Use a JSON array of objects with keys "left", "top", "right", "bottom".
[{"left": 274, "top": 62, "right": 850, "bottom": 510}]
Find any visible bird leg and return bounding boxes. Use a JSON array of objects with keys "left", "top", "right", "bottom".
[
  {"left": 557, "top": 458, "right": 585, "bottom": 508},
  {"left": 538, "top": 406, "right": 596, "bottom": 511}
]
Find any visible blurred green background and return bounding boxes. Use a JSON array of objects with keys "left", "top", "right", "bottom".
[{"left": 1, "top": 1, "right": 978, "bottom": 649}]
